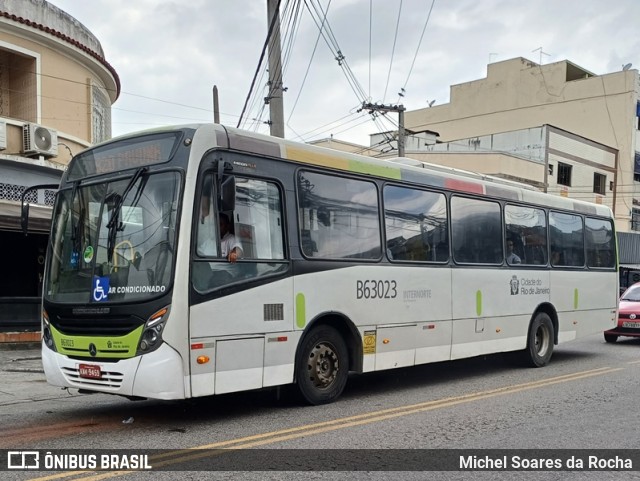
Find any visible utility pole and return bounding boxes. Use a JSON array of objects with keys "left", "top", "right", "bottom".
[
  {"left": 212, "top": 85, "right": 220, "bottom": 124},
  {"left": 360, "top": 102, "right": 406, "bottom": 156},
  {"left": 266, "top": 0, "right": 285, "bottom": 138}
]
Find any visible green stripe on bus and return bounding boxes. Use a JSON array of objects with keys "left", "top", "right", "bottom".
[
  {"left": 51, "top": 324, "right": 143, "bottom": 359},
  {"left": 348, "top": 160, "right": 402, "bottom": 179},
  {"left": 574, "top": 288, "right": 579, "bottom": 309},
  {"left": 296, "top": 293, "right": 306, "bottom": 328},
  {"left": 476, "top": 290, "right": 482, "bottom": 317}
]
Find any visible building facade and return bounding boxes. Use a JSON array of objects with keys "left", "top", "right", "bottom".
[
  {"left": 402, "top": 125, "right": 618, "bottom": 212},
  {"left": 403, "top": 57, "right": 639, "bottom": 232},
  {"left": 0, "top": 0, "right": 119, "bottom": 335}
]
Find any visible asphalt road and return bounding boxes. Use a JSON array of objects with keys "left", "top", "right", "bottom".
[{"left": 1, "top": 333, "right": 639, "bottom": 480}]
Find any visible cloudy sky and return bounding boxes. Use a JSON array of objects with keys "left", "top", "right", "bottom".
[{"left": 50, "top": 0, "right": 640, "bottom": 146}]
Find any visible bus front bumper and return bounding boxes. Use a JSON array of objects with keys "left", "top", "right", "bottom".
[{"left": 42, "top": 342, "right": 186, "bottom": 400}]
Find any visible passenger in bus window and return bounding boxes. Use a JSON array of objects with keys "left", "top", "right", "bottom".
[
  {"left": 506, "top": 239, "right": 521, "bottom": 264},
  {"left": 219, "top": 213, "right": 243, "bottom": 263}
]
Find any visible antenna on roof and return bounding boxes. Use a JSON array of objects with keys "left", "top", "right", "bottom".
[
  {"left": 532, "top": 47, "right": 550, "bottom": 64},
  {"left": 623, "top": 63, "right": 632, "bottom": 71}
]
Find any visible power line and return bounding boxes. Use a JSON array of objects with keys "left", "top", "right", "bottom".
[
  {"left": 399, "top": 0, "right": 436, "bottom": 98},
  {"left": 287, "top": 0, "right": 333, "bottom": 124},
  {"left": 237, "top": 0, "right": 283, "bottom": 128},
  {"left": 382, "top": 0, "right": 403, "bottom": 102},
  {"left": 303, "top": 0, "right": 368, "bottom": 102},
  {"left": 368, "top": 0, "right": 372, "bottom": 100}
]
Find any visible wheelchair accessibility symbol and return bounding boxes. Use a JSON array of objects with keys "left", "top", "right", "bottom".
[{"left": 93, "top": 277, "right": 110, "bottom": 302}]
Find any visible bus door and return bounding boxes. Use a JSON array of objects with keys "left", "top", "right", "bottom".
[{"left": 189, "top": 170, "right": 293, "bottom": 396}]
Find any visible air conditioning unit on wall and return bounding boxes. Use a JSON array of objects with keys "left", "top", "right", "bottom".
[{"left": 22, "top": 123, "right": 58, "bottom": 158}]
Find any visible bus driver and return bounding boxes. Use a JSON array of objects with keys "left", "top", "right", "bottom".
[
  {"left": 197, "top": 192, "right": 242, "bottom": 263},
  {"left": 218, "top": 213, "right": 242, "bottom": 263}
]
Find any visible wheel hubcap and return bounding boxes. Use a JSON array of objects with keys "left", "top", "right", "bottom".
[
  {"left": 535, "top": 325, "right": 550, "bottom": 355},
  {"left": 307, "top": 342, "right": 339, "bottom": 389}
]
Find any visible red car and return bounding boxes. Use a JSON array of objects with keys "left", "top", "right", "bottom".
[{"left": 605, "top": 282, "right": 640, "bottom": 343}]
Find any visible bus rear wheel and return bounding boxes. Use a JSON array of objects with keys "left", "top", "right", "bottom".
[
  {"left": 522, "top": 312, "right": 554, "bottom": 367},
  {"left": 296, "top": 326, "right": 348, "bottom": 405}
]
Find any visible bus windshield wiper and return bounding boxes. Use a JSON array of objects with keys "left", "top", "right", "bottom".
[
  {"left": 68, "top": 180, "right": 83, "bottom": 267},
  {"left": 106, "top": 167, "right": 147, "bottom": 263}
]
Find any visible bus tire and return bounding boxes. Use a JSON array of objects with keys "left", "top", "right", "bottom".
[
  {"left": 295, "top": 326, "right": 348, "bottom": 405},
  {"left": 522, "top": 312, "right": 554, "bottom": 367},
  {"left": 604, "top": 333, "right": 618, "bottom": 343}
]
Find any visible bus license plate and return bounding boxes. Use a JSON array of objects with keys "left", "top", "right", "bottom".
[
  {"left": 79, "top": 364, "right": 102, "bottom": 379},
  {"left": 622, "top": 322, "right": 640, "bottom": 328}
]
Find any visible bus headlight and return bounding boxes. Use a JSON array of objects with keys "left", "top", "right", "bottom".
[
  {"left": 42, "top": 310, "right": 56, "bottom": 352},
  {"left": 137, "top": 306, "right": 170, "bottom": 355}
]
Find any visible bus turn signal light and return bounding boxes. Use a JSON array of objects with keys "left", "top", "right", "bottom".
[{"left": 197, "top": 355, "right": 210, "bottom": 365}]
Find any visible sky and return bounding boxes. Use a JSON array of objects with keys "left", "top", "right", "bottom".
[{"left": 49, "top": 0, "right": 640, "bottom": 146}]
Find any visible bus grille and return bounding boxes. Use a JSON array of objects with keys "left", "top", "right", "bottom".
[{"left": 61, "top": 366, "right": 124, "bottom": 390}]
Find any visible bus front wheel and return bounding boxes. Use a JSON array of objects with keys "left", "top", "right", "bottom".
[
  {"left": 522, "top": 313, "right": 554, "bottom": 367},
  {"left": 295, "top": 326, "right": 348, "bottom": 405}
]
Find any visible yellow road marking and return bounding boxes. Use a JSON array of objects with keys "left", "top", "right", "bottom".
[{"left": 28, "top": 366, "right": 622, "bottom": 481}]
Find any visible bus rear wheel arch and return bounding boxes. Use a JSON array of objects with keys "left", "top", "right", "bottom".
[{"left": 295, "top": 325, "right": 349, "bottom": 405}]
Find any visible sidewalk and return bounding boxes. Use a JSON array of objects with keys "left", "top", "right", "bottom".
[
  {"left": 0, "top": 342, "right": 75, "bottom": 405},
  {"left": 0, "top": 344, "right": 42, "bottom": 371}
]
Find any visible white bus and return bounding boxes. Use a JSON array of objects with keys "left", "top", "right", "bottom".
[{"left": 33, "top": 124, "right": 618, "bottom": 405}]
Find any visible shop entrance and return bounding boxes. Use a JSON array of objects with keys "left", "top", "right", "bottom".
[{"left": 0, "top": 230, "right": 48, "bottom": 331}]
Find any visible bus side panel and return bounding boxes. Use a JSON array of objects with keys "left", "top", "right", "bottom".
[
  {"left": 450, "top": 268, "right": 551, "bottom": 359},
  {"left": 190, "top": 278, "right": 294, "bottom": 337},
  {"left": 551, "top": 270, "right": 618, "bottom": 342},
  {"left": 215, "top": 337, "right": 264, "bottom": 394},
  {"left": 294, "top": 265, "right": 453, "bottom": 372},
  {"left": 373, "top": 321, "right": 455, "bottom": 370},
  {"left": 189, "top": 277, "right": 294, "bottom": 396},
  {"left": 375, "top": 325, "right": 417, "bottom": 370},
  {"left": 263, "top": 330, "right": 301, "bottom": 387},
  {"left": 190, "top": 345, "right": 216, "bottom": 398},
  {"left": 414, "top": 320, "right": 454, "bottom": 365}
]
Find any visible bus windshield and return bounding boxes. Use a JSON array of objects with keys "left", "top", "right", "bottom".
[{"left": 45, "top": 170, "right": 181, "bottom": 303}]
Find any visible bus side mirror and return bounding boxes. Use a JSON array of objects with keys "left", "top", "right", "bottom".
[
  {"left": 20, "top": 183, "right": 59, "bottom": 236},
  {"left": 219, "top": 176, "right": 235, "bottom": 212},
  {"left": 214, "top": 159, "right": 235, "bottom": 211},
  {"left": 21, "top": 202, "right": 30, "bottom": 235},
  {"left": 21, "top": 185, "right": 36, "bottom": 236}
]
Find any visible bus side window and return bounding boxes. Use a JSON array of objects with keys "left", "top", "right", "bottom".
[
  {"left": 383, "top": 185, "right": 448, "bottom": 264},
  {"left": 585, "top": 217, "right": 615, "bottom": 269},
  {"left": 301, "top": 229, "right": 317, "bottom": 256},
  {"left": 192, "top": 176, "right": 288, "bottom": 293},
  {"left": 505, "top": 204, "right": 547, "bottom": 266}
]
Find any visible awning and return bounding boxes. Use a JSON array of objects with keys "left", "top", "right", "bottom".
[{"left": 0, "top": 200, "right": 52, "bottom": 232}]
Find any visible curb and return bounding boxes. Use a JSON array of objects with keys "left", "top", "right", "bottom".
[{"left": 0, "top": 342, "right": 41, "bottom": 351}]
